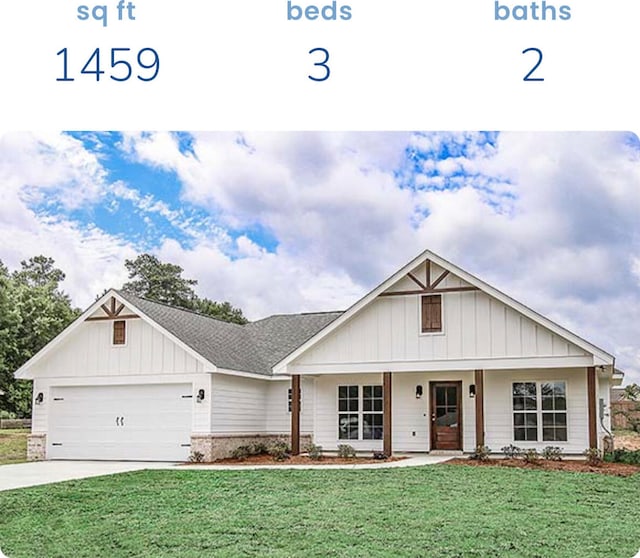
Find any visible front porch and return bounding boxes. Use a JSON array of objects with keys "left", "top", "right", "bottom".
[{"left": 289, "top": 367, "right": 600, "bottom": 456}]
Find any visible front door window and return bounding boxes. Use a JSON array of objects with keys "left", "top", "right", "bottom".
[{"left": 431, "top": 382, "right": 462, "bottom": 450}]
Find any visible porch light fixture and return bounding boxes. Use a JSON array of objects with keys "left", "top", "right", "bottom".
[
  {"left": 196, "top": 389, "right": 205, "bottom": 403},
  {"left": 415, "top": 385, "right": 423, "bottom": 399},
  {"left": 469, "top": 384, "right": 476, "bottom": 398},
  {"left": 35, "top": 392, "right": 44, "bottom": 405}
]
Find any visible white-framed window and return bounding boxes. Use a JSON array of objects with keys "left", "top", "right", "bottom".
[
  {"left": 512, "top": 381, "right": 567, "bottom": 442},
  {"left": 338, "top": 385, "right": 383, "bottom": 440}
]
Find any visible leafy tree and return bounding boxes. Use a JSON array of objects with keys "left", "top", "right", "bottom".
[
  {"left": 190, "top": 298, "right": 248, "bottom": 325},
  {"left": 122, "top": 254, "right": 197, "bottom": 307},
  {"left": 0, "top": 257, "right": 80, "bottom": 417},
  {"left": 121, "top": 253, "right": 247, "bottom": 324},
  {"left": 622, "top": 383, "right": 640, "bottom": 402}
]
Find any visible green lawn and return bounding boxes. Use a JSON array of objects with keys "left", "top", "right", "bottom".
[
  {"left": 0, "top": 466, "right": 638, "bottom": 558},
  {"left": 0, "top": 429, "right": 28, "bottom": 464}
]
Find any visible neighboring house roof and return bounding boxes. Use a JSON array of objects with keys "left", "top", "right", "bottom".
[{"left": 117, "top": 290, "right": 342, "bottom": 376}]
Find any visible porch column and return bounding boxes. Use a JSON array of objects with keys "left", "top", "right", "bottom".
[
  {"left": 383, "top": 372, "right": 392, "bottom": 456},
  {"left": 291, "top": 374, "right": 301, "bottom": 456},
  {"left": 587, "top": 366, "right": 597, "bottom": 449},
  {"left": 474, "top": 369, "right": 485, "bottom": 448}
]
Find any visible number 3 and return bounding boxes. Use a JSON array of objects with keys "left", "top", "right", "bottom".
[{"left": 308, "top": 47, "right": 330, "bottom": 82}]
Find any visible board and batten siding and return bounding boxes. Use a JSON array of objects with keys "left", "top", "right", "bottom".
[
  {"left": 295, "top": 280, "right": 587, "bottom": 367},
  {"left": 27, "top": 318, "right": 205, "bottom": 378},
  {"left": 484, "top": 368, "right": 590, "bottom": 454}
]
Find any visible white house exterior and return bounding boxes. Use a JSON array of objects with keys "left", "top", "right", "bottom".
[{"left": 15, "top": 249, "right": 623, "bottom": 461}]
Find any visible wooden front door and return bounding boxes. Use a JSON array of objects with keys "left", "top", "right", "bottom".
[{"left": 430, "top": 382, "right": 462, "bottom": 450}]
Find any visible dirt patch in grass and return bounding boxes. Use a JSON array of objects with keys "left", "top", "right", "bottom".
[
  {"left": 445, "top": 457, "right": 640, "bottom": 477},
  {"left": 188, "top": 454, "right": 406, "bottom": 466},
  {"left": 0, "top": 428, "right": 29, "bottom": 465}
]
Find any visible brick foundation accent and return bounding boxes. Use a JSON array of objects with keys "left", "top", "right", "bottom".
[
  {"left": 27, "top": 433, "right": 47, "bottom": 461},
  {"left": 190, "top": 434, "right": 313, "bottom": 462}
]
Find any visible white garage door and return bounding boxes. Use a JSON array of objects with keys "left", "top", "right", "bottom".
[{"left": 48, "top": 384, "right": 193, "bottom": 461}]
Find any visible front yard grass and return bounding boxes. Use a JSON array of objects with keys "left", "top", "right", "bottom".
[
  {"left": 1, "top": 465, "right": 639, "bottom": 558},
  {"left": 0, "top": 429, "right": 28, "bottom": 465}
]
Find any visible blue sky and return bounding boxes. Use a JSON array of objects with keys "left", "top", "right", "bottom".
[{"left": 1, "top": 131, "right": 639, "bottom": 383}]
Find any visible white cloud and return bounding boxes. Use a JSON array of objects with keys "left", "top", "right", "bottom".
[
  {"left": 0, "top": 132, "right": 135, "bottom": 307},
  {"left": 2, "top": 131, "right": 639, "bottom": 385}
]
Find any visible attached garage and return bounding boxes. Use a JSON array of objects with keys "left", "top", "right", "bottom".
[{"left": 48, "top": 383, "right": 193, "bottom": 461}]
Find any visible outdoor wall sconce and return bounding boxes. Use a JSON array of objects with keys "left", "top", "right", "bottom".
[
  {"left": 196, "top": 389, "right": 205, "bottom": 403},
  {"left": 415, "top": 385, "right": 423, "bottom": 399},
  {"left": 469, "top": 384, "right": 476, "bottom": 398},
  {"left": 35, "top": 392, "right": 44, "bottom": 405}
]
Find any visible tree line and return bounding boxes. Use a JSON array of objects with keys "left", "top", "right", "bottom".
[{"left": 0, "top": 253, "right": 247, "bottom": 418}]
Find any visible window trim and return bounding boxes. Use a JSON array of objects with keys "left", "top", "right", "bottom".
[
  {"left": 419, "top": 294, "right": 444, "bottom": 336},
  {"left": 511, "top": 380, "right": 569, "bottom": 444},
  {"left": 337, "top": 384, "right": 384, "bottom": 441},
  {"left": 112, "top": 320, "right": 127, "bottom": 347}
]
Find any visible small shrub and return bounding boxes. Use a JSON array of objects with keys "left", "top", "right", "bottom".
[
  {"left": 583, "top": 447, "right": 602, "bottom": 466},
  {"left": 372, "top": 450, "right": 388, "bottom": 460},
  {"left": 542, "top": 446, "right": 563, "bottom": 461},
  {"left": 305, "top": 443, "right": 323, "bottom": 460},
  {"left": 249, "top": 442, "right": 268, "bottom": 456},
  {"left": 522, "top": 448, "right": 540, "bottom": 464},
  {"left": 501, "top": 444, "right": 522, "bottom": 459},
  {"left": 268, "top": 440, "right": 291, "bottom": 461},
  {"left": 337, "top": 444, "right": 357, "bottom": 458},
  {"left": 469, "top": 445, "right": 491, "bottom": 461},
  {"left": 189, "top": 451, "right": 204, "bottom": 463},
  {"left": 604, "top": 448, "right": 640, "bottom": 465},
  {"left": 230, "top": 445, "right": 252, "bottom": 460},
  {"left": 0, "top": 410, "right": 17, "bottom": 420}
]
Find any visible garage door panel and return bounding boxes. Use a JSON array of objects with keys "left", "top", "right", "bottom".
[{"left": 48, "top": 384, "right": 192, "bottom": 461}]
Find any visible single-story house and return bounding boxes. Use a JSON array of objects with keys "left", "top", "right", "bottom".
[{"left": 15, "top": 249, "right": 623, "bottom": 461}]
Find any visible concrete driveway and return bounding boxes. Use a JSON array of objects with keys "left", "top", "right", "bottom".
[{"left": 0, "top": 461, "right": 175, "bottom": 492}]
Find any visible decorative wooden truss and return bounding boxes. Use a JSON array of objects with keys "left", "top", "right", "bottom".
[
  {"left": 379, "top": 259, "right": 479, "bottom": 297},
  {"left": 85, "top": 296, "right": 140, "bottom": 321}
]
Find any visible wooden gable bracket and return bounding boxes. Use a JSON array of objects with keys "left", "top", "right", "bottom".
[
  {"left": 86, "top": 296, "right": 140, "bottom": 321},
  {"left": 380, "top": 259, "right": 479, "bottom": 297}
]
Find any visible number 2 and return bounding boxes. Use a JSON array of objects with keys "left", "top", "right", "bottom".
[
  {"left": 308, "top": 47, "right": 330, "bottom": 82},
  {"left": 522, "top": 47, "right": 544, "bottom": 82}
]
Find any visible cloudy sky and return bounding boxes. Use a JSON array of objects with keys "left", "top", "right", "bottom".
[{"left": 1, "top": 131, "right": 639, "bottom": 384}]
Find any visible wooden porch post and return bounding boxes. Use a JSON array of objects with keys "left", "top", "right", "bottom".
[
  {"left": 587, "top": 366, "right": 597, "bottom": 449},
  {"left": 383, "top": 372, "right": 392, "bottom": 457},
  {"left": 291, "top": 374, "right": 301, "bottom": 456},
  {"left": 474, "top": 369, "right": 485, "bottom": 448}
]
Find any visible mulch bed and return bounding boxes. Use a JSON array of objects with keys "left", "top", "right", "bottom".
[
  {"left": 188, "top": 454, "right": 406, "bottom": 466},
  {"left": 445, "top": 457, "right": 640, "bottom": 477}
]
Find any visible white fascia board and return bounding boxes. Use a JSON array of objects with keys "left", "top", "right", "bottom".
[
  {"left": 272, "top": 249, "right": 614, "bottom": 374},
  {"left": 272, "top": 250, "right": 436, "bottom": 375},
  {"left": 107, "top": 291, "right": 216, "bottom": 372},
  {"left": 424, "top": 252, "right": 615, "bottom": 366},
  {"left": 214, "top": 368, "right": 280, "bottom": 381},
  {"left": 14, "top": 289, "right": 215, "bottom": 379},
  {"left": 286, "top": 355, "right": 595, "bottom": 375},
  {"left": 14, "top": 289, "right": 119, "bottom": 379}
]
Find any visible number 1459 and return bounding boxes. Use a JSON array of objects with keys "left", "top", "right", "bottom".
[{"left": 56, "top": 47, "right": 160, "bottom": 82}]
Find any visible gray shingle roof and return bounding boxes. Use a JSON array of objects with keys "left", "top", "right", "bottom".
[{"left": 116, "top": 290, "right": 342, "bottom": 375}]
